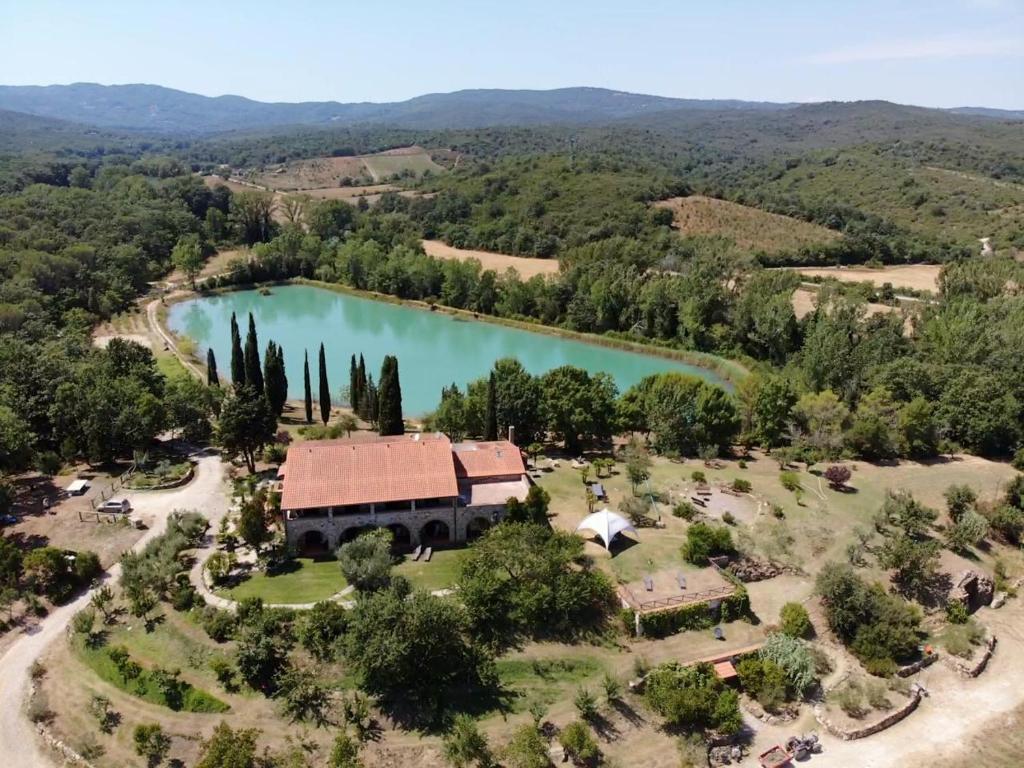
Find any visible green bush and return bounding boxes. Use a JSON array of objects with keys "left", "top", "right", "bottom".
[
  {"left": 199, "top": 606, "right": 237, "bottom": 642},
  {"left": 644, "top": 662, "right": 742, "bottom": 734},
  {"left": 945, "top": 600, "right": 969, "bottom": 625},
  {"left": 691, "top": 470, "right": 707, "bottom": 484},
  {"left": 681, "top": 522, "right": 735, "bottom": 564},
  {"left": 779, "top": 602, "right": 812, "bottom": 638},
  {"left": 731, "top": 478, "right": 752, "bottom": 493},
  {"left": 779, "top": 471, "right": 801, "bottom": 492},
  {"left": 672, "top": 501, "right": 698, "bottom": 520},
  {"left": 559, "top": 721, "right": 599, "bottom": 764}
]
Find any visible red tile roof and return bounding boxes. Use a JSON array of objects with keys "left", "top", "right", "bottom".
[
  {"left": 281, "top": 434, "right": 458, "bottom": 510},
  {"left": 452, "top": 441, "right": 526, "bottom": 479}
]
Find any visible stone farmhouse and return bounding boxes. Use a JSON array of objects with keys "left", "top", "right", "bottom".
[{"left": 279, "top": 433, "right": 529, "bottom": 553}]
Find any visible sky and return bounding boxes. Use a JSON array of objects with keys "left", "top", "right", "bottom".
[{"left": 2, "top": 0, "right": 1022, "bottom": 109}]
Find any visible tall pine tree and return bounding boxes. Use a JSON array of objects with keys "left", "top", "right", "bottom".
[
  {"left": 377, "top": 355, "right": 404, "bottom": 436},
  {"left": 318, "top": 343, "right": 331, "bottom": 425},
  {"left": 244, "top": 313, "right": 264, "bottom": 395},
  {"left": 230, "top": 312, "right": 245, "bottom": 388},
  {"left": 303, "top": 350, "right": 313, "bottom": 424},
  {"left": 207, "top": 348, "right": 220, "bottom": 387},
  {"left": 484, "top": 371, "right": 498, "bottom": 440}
]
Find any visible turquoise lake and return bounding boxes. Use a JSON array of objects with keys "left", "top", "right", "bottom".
[{"left": 167, "top": 284, "right": 729, "bottom": 415}]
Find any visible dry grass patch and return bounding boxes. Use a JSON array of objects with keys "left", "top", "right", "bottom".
[
  {"left": 654, "top": 196, "right": 841, "bottom": 253},
  {"left": 422, "top": 239, "right": 560, "bottom": 279},
  {"left": 793, "top": 264, "right": 942, "bottom": 293}
]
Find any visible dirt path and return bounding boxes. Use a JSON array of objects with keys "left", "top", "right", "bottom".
[
  {"left": 146, "top": 296, "right": 204, "bottom": 380},
  {"left": 0, "top": 455, "right": 228, "bottom": 768}
]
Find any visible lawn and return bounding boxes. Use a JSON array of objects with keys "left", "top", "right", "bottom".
[
  {"left": 224, "top": 558, "right": 347, "bottom": 604},
  {"left": 394, "top": 548, "right": 465, "bottom": 592}
]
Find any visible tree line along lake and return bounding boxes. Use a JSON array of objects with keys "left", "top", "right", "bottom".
[{"left": 167, "top": 284, "right": 731, "bottom": 415}]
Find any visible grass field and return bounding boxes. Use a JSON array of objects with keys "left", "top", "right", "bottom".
[
  {"left": 394, "top": 548, "right": 464, "bottom": 592},
  {"left": 223, "top": 558, "right": 347, "bottom": 604},
  {"left": 421, "top": 239, "right": 561, "bottom": 278},
  {"left": 654, "top": 195, "right": 842, "bottom": 253}
]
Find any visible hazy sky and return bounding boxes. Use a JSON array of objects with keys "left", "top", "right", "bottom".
[{"left": 2, "top": 0, "right": 1022, "bottom": 108}]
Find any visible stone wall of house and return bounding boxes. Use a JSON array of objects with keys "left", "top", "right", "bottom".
[{"left": 285, "top": 504, "right": 505, "bottom": 549}]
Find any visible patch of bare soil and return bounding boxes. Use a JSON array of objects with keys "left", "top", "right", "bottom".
[{"left": 422, "top": 240, "right": 560, "bottom": 279}]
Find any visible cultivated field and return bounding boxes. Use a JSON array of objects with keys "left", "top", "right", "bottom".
[
  {"left": 654, "top": 195, "right": 842, "bottom": 253},
  {"left": 793, "top": 264, "right": 942, "bottom": 293},
  {"left": 249, "top": 146, "right": 445, "bottom": 190},
  {"left": 422, "top": 239, "right": 561, "bottom": 278}
]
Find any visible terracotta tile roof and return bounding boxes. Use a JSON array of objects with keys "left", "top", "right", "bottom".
[
  {"left": 281, "top": 434, "right": 458, "bottom": 510},
  {"left": 452, "top": 441, "right": 526, "bottom": 479}
]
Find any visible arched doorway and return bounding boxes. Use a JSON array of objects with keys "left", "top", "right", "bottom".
[
  {"left": 299, "top": 530, "right": 328, "bottom": 556},
  {"left": 386, "top": 523, "right": 412, "bottom": 551},
  {"left": 420, "top": 520, "right": 450, "bottom": 546},
  {"left": 339, "top": 525, "right": 376, "bottom": 545},
  {"left": 466, "top": 517, "right": 491, "bottom": 541}
]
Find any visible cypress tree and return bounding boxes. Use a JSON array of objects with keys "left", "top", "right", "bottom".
[
  {"left": 207, "top": 348, "right": 220, "bottom": 387},
  {"left": 230, "top": 312, "right": 245, "bottom": 388},
  {"left": 356, "top": 354, "right": 368, "bottom": 418},
  {"left": 303, "top": 350, "right": 313, "bottom": 424},
  {"left": 484, "top": 371, "right": 498, "bottom": 440},
  {"left": 244, "top": 313, "right": 264, "bottom": 395},
  {"left": 377, "top": 355, "right": 404, "bottom": 436},
  {"left": 349, "top": 354, "right": 360, "bottom": 411},
  {"left": 364, "top": 374, "right": 378, "bottom": 426},
  {"left": 318, "top": 342, "right": 331, "bottom": 425},
  {"left": 264, "top": 341, "right": 288, "bottom": 416}
]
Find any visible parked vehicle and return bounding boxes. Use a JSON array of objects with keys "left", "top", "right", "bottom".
[{"left": 98, "top": 498, "right": 132, "bottom": 513}]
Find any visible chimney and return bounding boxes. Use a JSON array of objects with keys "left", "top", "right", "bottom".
[{"left": 507, "top": 425, "right": 516, "bottom": 445}]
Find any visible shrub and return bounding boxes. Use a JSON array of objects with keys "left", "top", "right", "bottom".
[
  {"left": 133, "top": 723, "right": 171, "bottom": 765},
  {"left": 337, "top": 528, "right": 394, "bottom": 592},
  {"left": 672, "top": 501, "right": 698, "bottom": 520},
  {"left": 771, "top": 504, "right": 785, "bottom": 519},
  {"left": 721, "top": 512, "right": 736, "bottom": 526},
  {"left": 442, "top": 713, "right": 492, "bottom": 768},
  {"left": 199, "top": 606, "right": 237, "bottom": 642},
  {"left": 834, "top": 683, "right": 867, "bottom": 719},
  {"left": 864, "top": 679, "right": 891, "bottom": 710},
  {"left": 731, "top": 478, "right": 752, "bottom": 493},
  {"left": 1012, "top": 448, "right": 1024, "bottom": 472},
  {"left": 779, "top": 471, "right": 801, "bottom": 492},
  {"left": 736, "top": 657, "right": 788, "bottom": 712},
  {"left": 944, "top": 484, "right": 977, "bottom": 523},
  {"left": 691, "top": 470, "right": 706, "bottom": 484},
  {"left": 946, "top": 511, "right": 989, "bottom": 553},
  {"left": 942, "top": 619, "right": 986, "bottom": 658},
  {"left": 779, "top": 602, "right": 812, "bottom": 639},
  {"left": 644, "top": 662, "right": 741, "bottom": 734},
  {"left": 559, "top": 721, "right": 599, "bottom": 765},
  {"left": 824, "top": 464, "right": 851, "bottom": 489},
  {"left": 573, "top": 687, "right": 598, "bottom": 720},
  {"left": 681, "top": 522, "right": 735, "bottom": 564},
  {"left": 738, "top": 459, "right": 748, "bottom": 469},
  {"left": 760, "top": 633, "right": 817, "bottom": 694}
]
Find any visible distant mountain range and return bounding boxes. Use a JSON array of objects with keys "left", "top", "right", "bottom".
[{"left": 0, "top": 83, "right": 1019, "bottom": 137}]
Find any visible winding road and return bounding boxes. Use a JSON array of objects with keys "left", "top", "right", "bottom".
[{"left": 0, "top": 454, "right": 229, "bottom": 768}]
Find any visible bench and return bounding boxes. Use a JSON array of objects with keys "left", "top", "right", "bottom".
[
  {"left": 643, "top": 575, "right": 654, "bottom": 592},
  {"left": 412, "top": 545, "right": 423, "bottom": 561},
  {"left": 676, "top": 573, "right": 687, "bottom": 590},
  {"left": 424, "top": 547, "right": 433, "bottom": 562}
]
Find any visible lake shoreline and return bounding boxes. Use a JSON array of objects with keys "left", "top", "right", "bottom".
[{"left": 165, "top": 277, "right": 750, "bottom": 389}]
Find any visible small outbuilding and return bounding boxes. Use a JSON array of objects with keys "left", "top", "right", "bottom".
[{"left": 576, "top": 508, "right": 637, "bottom": 551}]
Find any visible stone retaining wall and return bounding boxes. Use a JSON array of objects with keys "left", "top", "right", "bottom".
[
  {"left": 896, "top": 652, "right": 938, "bottom": 678},
  {"left": 943, "top": 634, "right": 996, "bottom": 678},
  {"left": 124, "top": 465, "right": 195, "bottom": 491},
  {"left": 814, "top": 689, "right": 922, "bottom": 740}
]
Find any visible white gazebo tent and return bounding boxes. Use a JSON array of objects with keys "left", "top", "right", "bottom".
[{"left": 576, "top": 508, "right": 638, "bottom": 551}]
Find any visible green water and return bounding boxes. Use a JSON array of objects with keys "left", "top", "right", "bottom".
[{"left": 168, "top": 284, "right": 729, "bottom": 415}]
